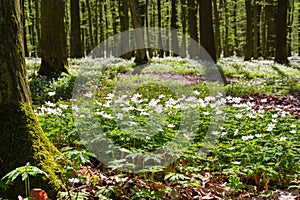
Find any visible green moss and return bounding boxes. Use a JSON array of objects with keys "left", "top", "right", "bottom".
[{"left": 0, "top": 102, "right": 61, "bottom": 198}]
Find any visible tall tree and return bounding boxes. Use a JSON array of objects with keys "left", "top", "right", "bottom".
[
  {"left": 298, "top": 1, "right": 300, "bottom": 56},
  {"left": 199, "top": 0, "right": 217, "bottom": 62},
  {"left": 188, "top": 0, "right": 199, "bottom": 58},
  {"left": 129, "top": 0, "right": 148, "bottom": 64},
  {"left": 213, "top": 0, "right": 221, "bottom": 58},
  {"left": 0, "top": 0, "right": 61, "bottom": 198},
  {"left": 39, "top": 0, "right": 68, "bottom": 76},
  {"left": 70, "top": 0, "right": 83, "bottom": 58},
  {"left": 157, "top": 0, "right": 164, "bottom": 57},
  {"left": 171, "top": 0, "right": 179, "bottom": 56},
  {"left": 265, "top": 0, "right": 276, "bottom": 57},
  {"left": 244, "top": 0, "right": 253, "bottom": 61},
  {"left": 181, "top": 0, "right": 187, "bottom": 57},
  {"left": 275, "top": 0, "right": 289, "bottom": 64},
  {"left": 119, "top": 0, "right": 132, "bottom": 59}
]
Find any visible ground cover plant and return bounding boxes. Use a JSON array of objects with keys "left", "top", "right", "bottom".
[{"left": 2, "top": 57, "right": 298, "bottom": 199}]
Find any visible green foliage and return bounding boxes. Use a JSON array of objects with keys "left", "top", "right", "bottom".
[
  {"left": 1, "top": 162, "right": 48, "bottom": 198},
  {"left": 28, "top": 57, "right": 300, "bottom": 198}
]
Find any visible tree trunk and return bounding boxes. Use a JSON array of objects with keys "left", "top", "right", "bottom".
[
  {"left": 181, "top": 0, "right": 187, "bottom": 57},
  {"left": 188, "top": 0, "right": 199, "bottom": 58},
  {"left": 213, "top": 0, "right": 221, "bottom": 58},
  {"left": 146, "top": 0, "right": 154, "bottom": 58},
  {"left": 70, "top": 0, "right": 83, "bottom": 58},
  {"left": 244, "top": 0, "right": 253, "bottom": 61},
  {"left": 157, "top": 0, "right": 164, "bottom": 57},
  {"left": 171, "top": 0, "right": 179, "bottom": 56},
  {"left": 119, "top": 0, "right": 132, "bottom": 59},
  {"left": 86, "top": 0, "right": 94, "bottom": 49},
  {"left": 129, "top": 0, "right": 148, "bottom": 64},
  {"left": 223, "top": 0, "right": 231, "bottom": 57},
  {"left": 275, "top": 0, "right": 289, "bottom": 64},
  {"left": 299, "top": 2, "right": 300, "bottom": 56},
  {"left": 39, "top": 0, "right": 68, "bottom": 77},
  {"left": 253, "top": 1, "right": 259, "bottom": 59},
  {"left": 21, "top": 0, "right": 29, "bottom": 57},
  {"left": 265, "top": 0, "right": 276, "bottom": 57},
  {"left": 287, "top": 0, "right": 294, "bottom": 57},
  {"left": 35, "top": 0, "right": 41, "bottom": 56},
  {"left": 199, "top": 0, "right": 217, "bottom": 62},
  {"left": 0, "top": 0, "right": 61, "bottom": 198}
]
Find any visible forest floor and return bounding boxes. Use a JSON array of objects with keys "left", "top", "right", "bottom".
[{"left": 17, "top": 56, "right": 300, "bottom": 199}]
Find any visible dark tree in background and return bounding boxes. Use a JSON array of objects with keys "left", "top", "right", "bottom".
[
  {"left": 70, "top": 0, "right": 83, "bottom": 58},
  {"left": 199, "top": 0, "right": 217, "bottom": 62},
  {"left": 39, "top": 0, "right": 68, "bottom": 76},
  {"left": 129, "top": 0, "right": 148, "bottom": 64},
  {"left": 0, "top": 0, "right": 61, "bottom": 198},
  {"left": 275, "top": 0, "right": 289, "bottom": 64},
  {"left": 244, "top": 0, "right": 253, "bottom": 61},
  {"left": 188, "top": 0, "right": 199, "bottom": 58}
]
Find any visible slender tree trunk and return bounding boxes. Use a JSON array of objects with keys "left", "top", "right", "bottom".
[
  {"left": 86, "top": 0, "right": 94, "bottom": 50},
  {"left": 157, "top": 0, "right": 164, "bottom": 57},
  {"left": 21, "top": 0, "right": 29, "bottom": 57},
  {"left": 223, "top": 0, "right": 231, "bottom": 57},
  {"left": 298, "top": 2, "right": 300, "bottom": 56},
  {"left": 0, "top": 0, "right": 61, "bottom": 198},
  {"left": 39, "top": 0, "right": 68, "bottom": 76},
  {"left": 81, "top": 1, "right": 87, "bottom": 55},
  {"left": 261, "top": 2, "right": 267, "bottom": 57},
  {"left": 199, "top": 0, "right": 217, "bottom": 62},
  {"left": 188, "top": 0, "right": 199, "bottom": 58},
  {"left": 119, "top": 0, "right": 132, "bottom": 59},
  {"left": 265, "top": 0, "right": 276, "bottom": 57},
  {"left": 70, "top": 0, "right": 83, "bottom": 58},
  {"left": 129, "top": 0, "right": 148, "bottom": 64},
  {"left": 181, "top": 0, "right": 187, "bottom": 57},
  {"left": 35, "top": 0, "right": 40, "bottom": 56},
  {"left": 244, "top": 0, "right": 253, "bottom": 61},
  {"left": 275, "top": 0, "right": 289, "bottom": 64},
  {"left": 146, "top": 0, "right": 154, "bottom": 58},
  {"left": 171, "top": 0, "right": 179, "bottom": 56},
  {"left": 287, "top": 0, "right": 294, "bottom": 56},
  {"left": 165, "top": 0, "right": 170, "bottom": 57},
  {"left": 253, "top": 1, "right": 259, "bottom": 59},
  {"left": 213, "top": 0, "right": 221, "bottom": 58}
]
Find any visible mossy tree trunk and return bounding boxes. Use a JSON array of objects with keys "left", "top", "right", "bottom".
[
  {"left": 0, "top": 0, "right": 61, "bottom": 198},
  {"left": 39, "top": 0, "right": 68, "bottom": 77}
]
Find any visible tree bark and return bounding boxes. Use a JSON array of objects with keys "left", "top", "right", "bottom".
[
  {"left": 188, "top": 0, "right": 199, "bottom": 58},
  {"left": 244, "top": 0, "right": 253, "bottom": 61},
  {"left": 298, "top": 2, "right": 300, "bottom": 56},
  {"left": 171, "top": 0, "right": 179, "bottom": 56},
  {"left": 181, "top": 0, "right": 187, "bottom": 57},
  {"left": 265, "top": 0, "right": 276, "bottom": 57},
  {"left": 199, "top": 0, "right": 217, "bottom": 62},
  {"left": 119, "top": 0, "right": 132, "bottom": 59},
  {"left": 0, "top": 0, "right": 61, "bottom": 198},
  {"left": 39, "top": 0, "right": 68, "bottom": 77},
  {"left": 275, "top": 0, "right": 289, "bottom": 64},
  {"left": 129, "top": 0, "right": 148, "bottom": 64},
  {"left": 213, "top": 0, "right": 221, "bottom": 58},
  {"left": 70, "top": 0, "right": 83, "bottom": 58},
  {"left": 157, "top": 0, "right": 164, "bottom": 57}
]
